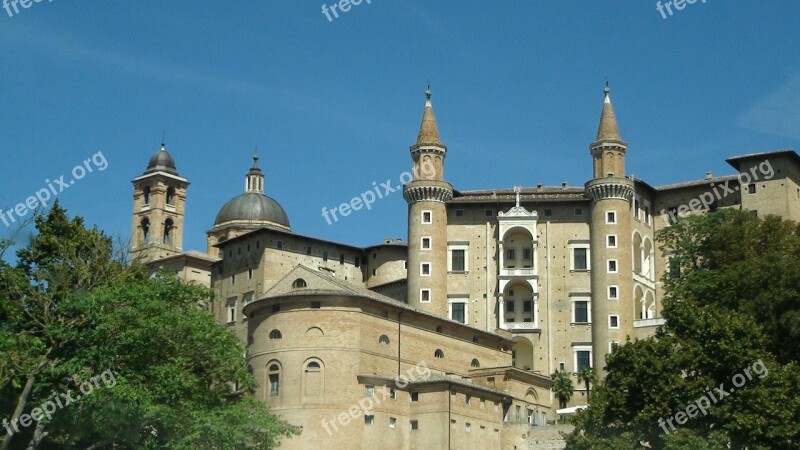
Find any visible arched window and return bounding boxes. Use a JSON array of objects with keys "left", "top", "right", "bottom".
[
  {"left": 292, "top": 278, "right": 307, "bottom": 288},
  {"left": 434, "top": 349, "right": 444, "bottom": 359},
  {"left": 269, "top": 329, "right": 282, "bottom": 340},
  {"left": 303, "top": 359, "right": 325, "bottom": 401},
  {"left": 166, "top": 187, "right": 175, "bottom": 205},
  {"left": 163, "top": 219, "right": 174, "bottom": 245},
  {"left": 142, "top": 186, "right": 151, "bottom": 204},
  {"left": 140, "top": 218, "right": 150, "bottom": 243},
  {"left": 268, "top": 362, "right": 281, "bottom": 397},
  {"left": 379, "top": 335, "right": 390, "bottom": 346},
  {"left": 471, "top": 358, "right": 480, "bottom": 368}
]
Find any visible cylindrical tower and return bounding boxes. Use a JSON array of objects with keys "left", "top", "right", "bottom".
[
  {"left": 403, "top": 87, "right": 453, "bottom": 317},
  {"left": 586, "top": 85, "right": 634, "bottom": 375}
]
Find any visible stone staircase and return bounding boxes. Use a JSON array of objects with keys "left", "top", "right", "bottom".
[{"left": 526, "top": 425, "right": 572, "bottom": 450}]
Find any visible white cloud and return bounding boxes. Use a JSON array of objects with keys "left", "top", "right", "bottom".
[{"left": 739, "top": 72, "right": 800, "bottom": 140}]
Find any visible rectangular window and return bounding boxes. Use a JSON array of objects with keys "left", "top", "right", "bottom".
[
  {"left": 451, "top": 249, "right": 465, "bottom": 272},
  {"left": 365, "top": 415, "right": 374, "bottom": 425},
  {"left": 572, "top": 247, "right": 589, "bottom": 271},
  {"left": 608, "top": 286, "right": 619, "bottom": 300},
  {"left": 422, "top": 211, "right": 432, "bottom": 224},
  {"left": 747, "top": 183, "right": 757, "bottom": 194},
  {"left": 323, "top": 251, "right": 328, "bottom": 261},
  {"left": 411, "top": 392, "right": 419, "bottom": 402},
  {"left": 506, "top": 248, "right": 516, "bottom": 261},
  {"left": 523, "top": 300, "right": 532, "bottom": 312},
  {"left": 609, "top": 315, "right": 620, "bottom": 329},
  {"left": 365, "top": 385, "right": 374, "bottom": 397},
  {"left": 420, "top": 289, "right": 431, "bottom": 303},
  {"left": 455, "top": 209, "right": 464, "bottom": 217},
  {"left": 607, "top": 259, "right": 618, "bottom": 273},
  {"left": 231, "top": 274, "right": 236, "bottom": 285},
  {"left": 276, "top": 240, "right": 283, "bottom": 250},
  {"left": 466, "top": 423, "right": 471, "bottom": 432},
  {"left": 421, "top": 263, "right": 431, "bottom": 276},
  {"left": 339, "top": 254, "right": 345, "bottom": 264},
  {"left": 269, "top": 374, "right": 279, "bottom": 396},
  {"left": 544, "top": 209, "right": 552, "bottom": 217},
  {"left": 576, "top": 350, "right": 591, "bottom": 372},
  {"left": 410, "top": 420, "right": 419, "bottom": 430},
  {"left": 226, "top": 298, "right": 237, "bottom": 323},
  {"left": 306, "top": 246, "right": 312, "bottom": 255},
  {"left": 450, "top": 302, "right": 466, "bottom": 324},
  {"left": 485, "top": 209, "right": 493, "bottom": 217},
  {"left": 248, "top": 269, "right": 253, "bottom": 279},
  {"left": 607, "top": 235, "right": 617, "bottom": 248},
  {"left": 573, "top": 301, "right": 589, "bottom": 323},
  {"left": 506, "top": 300, "right": 515, "bottom": 312},
  {"left": 311, "top": 302, "right": 321, "bottom": 309},
  {"left": 574, "top": 208, "right": 583, "bottom": 216},
  {"left": 606, "top": 211, "right": 617, "bottom": 224},
  {"left": 609, "top": 341, "right": 620, "bottom": 353},
  {"left": 421, "top": 237, "right": 431, "bottom": 250},
  {"left": 389, "top": 417, "right": 396, "bottom": 429},
  {"left": 522, "top": 248, "right": 532, "bottom": 260}
]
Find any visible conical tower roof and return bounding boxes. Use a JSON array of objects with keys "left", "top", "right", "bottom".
[
  {"left": 596, "top": 84, "right": 622, "bottom": 142},
  {"left": 416, "top": 86, "right": 442, "bottom": 146}
]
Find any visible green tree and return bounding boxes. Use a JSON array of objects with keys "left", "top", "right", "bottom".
[
  {"left": 565, "top": 210, "right": 800, "bottom": 449},
  {"left": 551, "top": 369, "right": 574, "bottom": 409},
  {"left": 577, "top": 365, "right": 597, "bottom": 401},
  {"left": 0, "top": 204, "right": 299, "bottom": 449}
]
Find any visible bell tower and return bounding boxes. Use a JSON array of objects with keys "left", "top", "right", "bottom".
[
  {"left": 403, "top": 87, "right": 453, "bottom": 317},
  {"left": 585, "top": 85, "right": 634, "bottom": 375},
  {"left": 130, "top": 143, "right": 189, "bottom": 263}
]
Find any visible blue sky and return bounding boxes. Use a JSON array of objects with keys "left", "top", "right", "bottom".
[{"left": 1, "top": 1, "right": 798, "bottom": 252}]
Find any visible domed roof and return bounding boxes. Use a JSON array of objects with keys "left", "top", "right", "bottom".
[
  {"left": 145, "top": 144, "right": 178, "bottom": 175},
  {"left": 214, "top": 192, "right": 290, "bottom": 228}
]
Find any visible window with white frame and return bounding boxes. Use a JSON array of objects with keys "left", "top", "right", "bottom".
[
  {"left": 573, "top": 346, "right": 592, "bottom": 372},
  {"left": 571, "top": 297, "right": 591, "bottom": 324},
  {"left": 607, "top": 285, "right": 619, "bottom": 300},
  {"left": 448, "top": 243, "right": 469, "bottom": 272},
  {"left": 420, "top": 262, "right": 431, "bottom": 276},
  {"left": 609, "top": 341, "right": 620, "bottom": 353},
  {"left": 420, "top": 289, "right": 431, "bottom": 303},
  {"left": 421, "top": 210, "right": 432, "bottom": 224},
  {"left": 606, "top": 235, "right": 617, "bottom": 248},
  {"left": 606, "top": 211, "right": 617, "bottom": 224},
  {"left": 448, "top": 296, "right": 468, "bottom": 324},
  {"left": 607, "top": 259, "right": 618, "bottom": 273},
  {"left": 569, "top": 243, "right": 591, "bottom": 271},
  {"left": 421, "top": 237, "right": 431, "bottom": 250},
  {"left": 609, "top": 315, "right": 620, "bottom": 329}
]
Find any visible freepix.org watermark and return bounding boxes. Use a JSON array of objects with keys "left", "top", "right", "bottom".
[
  {"left": 656, "top": 0, "right": 709, "bottom": 20},
  {"left": 3, "top": 0, "right": 54, "bottom": 18},
  {"left": 0, "top": 151, "right": 109, "bottom": 228},
  {"left": 321, "top": 0, "right": 374, "bottom": 23},
  {"left": 657, "top": 360, "right": 768, "bottom": 435},
  {"left": 2, "top": 369, "right": 117, "bottom": 438},
  {"left": 321, "top": 361, "right": 432, "bottom": 436},
  {"left": 321, "top": 160, "right": 435, "bottom": 226},
  {"left": 660, "top": 159, "right": 774, "bottom": 225}
]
